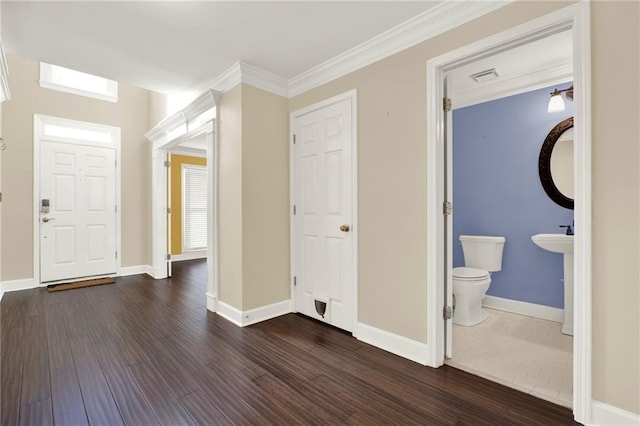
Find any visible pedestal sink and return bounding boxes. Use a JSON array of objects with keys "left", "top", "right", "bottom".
[{"left": 531, "top": 234, "right": 574, "bottom": 336}]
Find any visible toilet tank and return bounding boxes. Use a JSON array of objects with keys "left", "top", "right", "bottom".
[{"left": 460, "top": 235, "right": 506, "bottom": 272}]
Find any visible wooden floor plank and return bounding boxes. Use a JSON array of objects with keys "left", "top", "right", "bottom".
[
  {"left": 0, "top": 259, "right": 578, "bottom": 426},
  {"left": 179, "top": 390, "right": 231, "bottom": 426}
]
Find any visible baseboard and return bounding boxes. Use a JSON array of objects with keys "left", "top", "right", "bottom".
[
  {"left": 216, "top": 300, "right": 243, "bottom": 326},
  {"left": 215, "top": 299, "right": 292, "bottom": 327},
  {"left": 206, "top": 292, "right": 217, "bottom": 312},
  {"left": 171, "top": 251, "right": 207, "bottom": 262},
  {"left": 355, "top": 322, "right": 429, "bottom": 365},
  {"left": 241, "top": 299, "right": 292, "bottom": 326},
  {"left": 147, "top": 266, "right": 168, "bottom": 280},
  {"left": 591, "top": 400, "right": 640, "bottom": 425},
  {"left": 483, "top": 295, "right": 563, "bottom": 323},
  {"left": 0, "top": 278, "right": 39, "bottom": 301},
  {"left": 119, "top": 265, "right": 151, "bottom": 276}
]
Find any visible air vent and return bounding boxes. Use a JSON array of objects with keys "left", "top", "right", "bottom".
[{"left": 470, "top": 68, "right": 499, "bottom": 83}]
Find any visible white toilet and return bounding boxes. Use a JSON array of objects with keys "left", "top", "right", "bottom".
[{"left": 453, "top": 235, "right": 506, "bottom": 326}]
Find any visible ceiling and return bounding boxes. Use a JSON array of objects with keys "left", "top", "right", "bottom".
[{"left": 2, "top": 1, "right": 439, "bottom": 96}]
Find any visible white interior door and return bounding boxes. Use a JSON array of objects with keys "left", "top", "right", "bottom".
[
  {"left": 40, "top": 141, "right": 117, "bottom": 282},
  {"left": 293, "top": 96, "right": 354, "bottom": 332}
]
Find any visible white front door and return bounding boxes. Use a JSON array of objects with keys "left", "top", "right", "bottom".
[
  {"left": 293, "top": 95, "right": 355, "bottom": 332},
  {"left": 40, "top": 141, "right": 117, "bottom": 282}
]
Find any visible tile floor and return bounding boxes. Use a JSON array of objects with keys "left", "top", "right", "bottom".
[{"left": 446, "top": 308, "right": 573, "bottom": 408}]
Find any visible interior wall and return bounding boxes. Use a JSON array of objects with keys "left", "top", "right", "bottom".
[
  {"left": 217, "top": 84, "right": 243, "bottom": 308},
  {"left": 591, "top": 0, "right": 640, "bottom": 414},
  {"left": 241, "top": 84, "right": 289, "bottom": 310},
  {"left": 452, "top": 84, "right": 574, "bottom": 309},
  {"left": 289, "top": 0, "right": 639, "bottom": 413},
  {"left": 169, "top": 154, "right": 207, "bottom": 255},
  {"left": 1, "top": 54, "right": 155, "bottom": 279}
]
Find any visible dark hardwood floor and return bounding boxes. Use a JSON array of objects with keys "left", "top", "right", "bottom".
[{"left": 1, "top": 259, "right": 578, "bottom": 425}]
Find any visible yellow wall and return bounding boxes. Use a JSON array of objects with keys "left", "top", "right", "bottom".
[
  {"left": 169, "top": 154, "right": 206, "bottom": 255},
  {"left": 1, "top": 54, "right": 160, "bottom": 278}
]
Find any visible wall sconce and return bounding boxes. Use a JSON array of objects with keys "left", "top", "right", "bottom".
[{"left": 548, "top": 86, "right": 574, "bottom": 113}]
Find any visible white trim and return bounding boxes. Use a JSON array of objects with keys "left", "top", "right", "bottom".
[
  {"left": 241, "top": 300, "right": 292, "bottom": 327},
  {"left": 206, "top": 292, "right": 217, "bottom": 311},
  {"left": 39, "top": 62, "right": 118, "bottom": 103},
  {"left": 591, "top": 400, "right": 640, "bottom": 426},
  {"left": 207, "top": 62, "right": 289, "bottom": 98},
  {"left": 355, "top": 323, "right": 429, "bottom": 365},
  {"left": 0, "top": 278, "right": 38, "bottom": 301},
  {"left": 216, "top": 300, "right": 243, "bottom": 327},
  {"left": 168, "top": 147, "right": 207, "bottom": 158},
  {"left": 288, "top": 1, "right": 514, "bottom": 97},
  {"left": 33, "top": 115, "right": 122, "bottom": 286},
  {"left": 119, "top": 265, "right": 151, "bottom": 277},
  {"left": 482, "top": 295, "right": 564, "bottom": 323},
  {"left": 426, "top": 3, "right": 591, "bottom": 423},
  {"left": 289, "top": 89, "right": 359, "bottom": 334},
  {"left": 0, "top": 40, "right": 11, "bottom": 102},
  {"left": 452, "top": 62, "right": 573, "bottom": 110},
  {"left": 170, "top": 251, "right": 207, "bottom": 262}
]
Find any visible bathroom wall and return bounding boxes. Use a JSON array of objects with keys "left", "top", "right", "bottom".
[{"left": 453, "top": 84, "right": 574, "bottom": 308}]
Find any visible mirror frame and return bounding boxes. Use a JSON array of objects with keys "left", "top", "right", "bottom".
[{"left": 539, "top": 117, "right": 574, "bottom": 209}]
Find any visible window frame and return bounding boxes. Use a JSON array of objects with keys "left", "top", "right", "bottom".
[{"left": 40, "top": 62, "right": 118, "bottom": 103}]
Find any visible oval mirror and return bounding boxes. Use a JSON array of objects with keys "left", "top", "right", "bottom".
[{"left": 539, "top": 117, "right": 574, "bottom": 209}]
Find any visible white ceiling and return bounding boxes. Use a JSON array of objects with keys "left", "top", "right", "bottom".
[
  {"left": 447, "top": 30, "right": 573, "bottom": 108},
  {"left": 2, "top": 1, "right": 439, "bottom": 96}
]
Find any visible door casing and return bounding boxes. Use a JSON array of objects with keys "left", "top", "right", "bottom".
[
  {"left": 33, "top": 114, "right": 122, "bottom": 285},
  {"left": 290, "top": 89, "right": 359, "bottom": 335},
  {"left": 425, "top": 3, "right": 591, "bottom": 423}
]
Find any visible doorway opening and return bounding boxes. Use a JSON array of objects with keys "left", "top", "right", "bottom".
[
  {"left": 426, "top": 3, "right": 591, "bottom": 423},
  {"left": 146, "top": 89, "right": 219, "bottom": 311}
]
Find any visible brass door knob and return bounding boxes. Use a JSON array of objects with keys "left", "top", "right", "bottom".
[{"left": 340, "top": 224, "right": 350, "bottom": 232}]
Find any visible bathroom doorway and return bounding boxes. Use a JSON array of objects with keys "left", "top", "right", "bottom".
[{"left": 426, "top": 3, "right": 591, "bottom": 423}]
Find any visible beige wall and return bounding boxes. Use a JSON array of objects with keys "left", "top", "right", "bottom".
[
  {"left": 290, "top": 0, "right": 639, "bottom": 414},
  {"left": 218, "top": 84, "right": 244, "bottom": 308},
  {"left": 591, "top": 1, "right": 640, "bottom": 413},
  {"left": 1, "top": 54, "right": 156, "bottom": 279},
  {"left": 217, "top": 83, "right": 290, "bottom": 311},
  {"left": 241, "top": 84, "right": 290, "bottom": 310}
]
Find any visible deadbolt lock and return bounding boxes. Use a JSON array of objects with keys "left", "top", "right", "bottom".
[{"left": 340, "top": 224, "right": 350, "bottom": 232}]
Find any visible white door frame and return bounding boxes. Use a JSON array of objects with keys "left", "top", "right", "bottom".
[
  {"left": 33, "top": 114, "right": 122, "bottom": 285},
  {"left": 425, "top": 2, "right": 591, "bottom": 423},
  {"left": 150, "top": 122, "right": 219, "bottom": 308},
  {"left": 289, "top": 89, "right": 359, "bottom": 334}
]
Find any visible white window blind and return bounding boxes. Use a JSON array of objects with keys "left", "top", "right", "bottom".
[{"left": 182, "top": 165, "right": 207, "bottom": 251}]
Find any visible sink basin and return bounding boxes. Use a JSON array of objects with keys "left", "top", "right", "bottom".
[
  {"left": 531, "top": 233, "right": 574, "bottom": 336},
  {"left": 531, "top": 233, "right": 573, "bottom": 254}
]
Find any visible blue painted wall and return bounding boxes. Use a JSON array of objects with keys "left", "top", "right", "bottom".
[{"left": 453, "top": 85, "right": 573, "bottom": 308}]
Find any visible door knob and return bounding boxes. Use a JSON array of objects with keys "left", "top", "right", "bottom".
[
  {"left": 42, "top": 217, "right": 55, "bottom": 223},
  {"left": 340, "top": 224, "right": 350, "bottom": 232}
]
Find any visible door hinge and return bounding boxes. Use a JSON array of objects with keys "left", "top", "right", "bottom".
[
  {"left": 293, "top": 205, "right": 296, "bottom": 215},
  {"left": 164, "top": 160, "right": 171, "bottom": 167},
  {"left": 443, "top": 201, "right": 452, "bottom": 216},
  {"left": 293, "top": 276, "right": 297, "bottom": 286},
  {"left": 115, "top": 159, "right": 117, "bottom": 167},
  {"left": 167, "top": 207, "right": 171, "bottom": 214},
  {"left": 166, "top": 254, "right": 171, "bottom": 260},
  {"left": 443, "top": 306, "right": 452, "bottom": 320},
  {"left": 443, "top": 97, "right": 452, "bottom": 112},
  {"left": 115, "top": 251, "right": 118, "bottom": 259},
  {"left": 114, "top": 205, "right": 118, "bottom": 213},
  {"left": 293, "top": 134, "right": 296, "bottom": 144}
]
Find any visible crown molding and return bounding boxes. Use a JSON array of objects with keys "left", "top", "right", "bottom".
[
  {"left": 208, "top": 61, "right": 288, "bottom": 98},
  {"left": 451, "top": 62, "right": 573, "bottom": 109},
  {"left": 287, "top": 0, "right": 515, "bottom": 97},
  {"left": 205, "top": 1, "right": 514, "bottom": 99}
]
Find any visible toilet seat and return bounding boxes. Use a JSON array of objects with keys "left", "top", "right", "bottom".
[{"left": 453, "top": 267, "right": 490, "bottom": 281}]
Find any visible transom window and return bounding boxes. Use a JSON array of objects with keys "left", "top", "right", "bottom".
[{"left": 40, "top": 62, "right": 118, "bottom": 102}]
